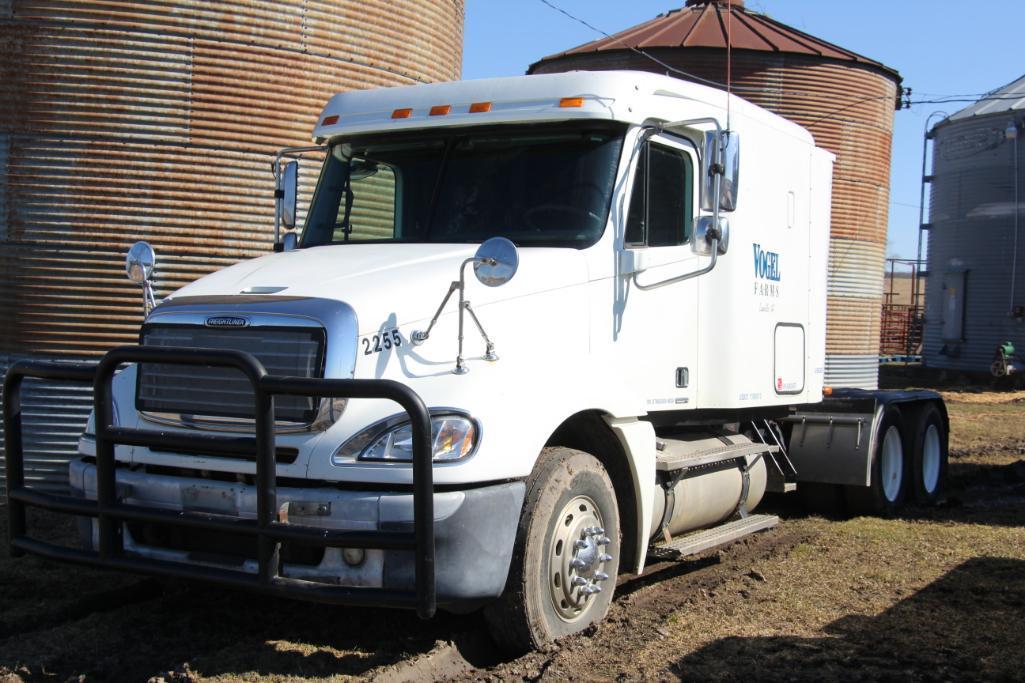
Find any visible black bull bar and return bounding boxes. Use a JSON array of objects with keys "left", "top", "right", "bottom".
[{"left": 2, "top": 346, "right": 437, "bottom": 619}]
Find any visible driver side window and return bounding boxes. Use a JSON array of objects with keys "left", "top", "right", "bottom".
[{"left": 625, "top": 142, "right": 693, "bottom": 247}]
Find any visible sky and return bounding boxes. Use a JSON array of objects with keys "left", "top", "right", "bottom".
[{"left": 462, "top": 0, "right": 1025, "bottom": 262}]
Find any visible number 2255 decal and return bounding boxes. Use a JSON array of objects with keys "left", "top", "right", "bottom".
[{"left": 361, "top": 329, "right": 402, "bottom": 355}]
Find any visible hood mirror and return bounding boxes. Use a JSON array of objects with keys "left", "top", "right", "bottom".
[
  {"left": 126, "top": 240, "right": 155, "bottom": 284},
  {"left": 125, "top": 240, "right": 158, "bottom": 314},
  {"left": 413, "top": 237, "right": 520, "bottom": 374},
  {"left": 473, "top": 237, "right": 519, "bottom": 287}
]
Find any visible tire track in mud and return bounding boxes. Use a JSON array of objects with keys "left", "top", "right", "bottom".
[{"left": 366, "top": 525, "right": 815, "bottom": 682}]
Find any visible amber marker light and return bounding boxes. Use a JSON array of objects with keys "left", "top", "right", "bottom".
[
  {"left": 559, "top": 97, "right": 584, "bottom": 108},
  {"left": 321, "top": 114, "right": 339, "bottom": 126},
  {"left": 468, "top": 101, "right": 492, "bottom": 113},
  {"left": 391, "top": 108, "right": 413, "bottom": 119},
  {"left": 823, "top": 387, "right": 833, "bottom": 397},
  {"left": 429, "top": 105, "right": 451, "bottom": 116}
]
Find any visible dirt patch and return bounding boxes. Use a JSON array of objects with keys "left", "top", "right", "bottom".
[{"left": 1, "top": 391, "right": 1023, "bottom": 681}]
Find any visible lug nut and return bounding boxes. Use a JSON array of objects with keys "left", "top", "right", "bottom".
[
  {"left": 341, "top": 547, "right": 366, "bottom": 567},
  {"left": 570, "top": 558, "right": 588, "bottom": 569},
  {"left": 597, "top": 536, "right": 611, "bottom": 546},
  {"left": 574, "top": 539, "right": 589, "bottom": 550},
  {"left": 581, "top": 584, "right": 602, "bottom": 595},
  {"left": 599, "top": 553, "right": 613, "bottom": 562},
  {"left": 595, "top": 571, "right": 609, "bottom": 582},
  {"left": 572, "top": 576, "right": 588, "bottom": 587}
]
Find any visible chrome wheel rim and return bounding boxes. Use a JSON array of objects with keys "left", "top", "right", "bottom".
[
  {"left": 548, "top": 495, "right": 612, "bottom": 622},
  {"left": 880, "top": 425, "right": 904, "bottom": 502},
  {"left": 921, "top": 424, "right": 941, "bottom": 494}
]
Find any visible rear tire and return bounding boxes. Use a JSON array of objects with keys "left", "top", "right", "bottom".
[
  {"left": 910, "top": 404, "right": 948, "bottom": 504},
  {"left": 484, "top": 447, "right": 620, "bottom": 655},
  {"left": 845, "top": 408, "right": 907, "bottom": 515}
]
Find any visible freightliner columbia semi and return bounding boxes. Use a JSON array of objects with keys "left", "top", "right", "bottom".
[{"left": 4, "top": 70, "right": 949, "bottom": 653}]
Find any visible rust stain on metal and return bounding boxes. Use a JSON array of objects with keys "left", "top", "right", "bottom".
[{"left": 0, "top": 0, "right": 464, "bottom": 358}]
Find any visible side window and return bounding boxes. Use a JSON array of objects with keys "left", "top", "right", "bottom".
[
  {"left": 625, "top": 142, "right": 693, "bottom": 247},
  {"left": 333, "top": 162, "right": 397, "bottom": 241}
]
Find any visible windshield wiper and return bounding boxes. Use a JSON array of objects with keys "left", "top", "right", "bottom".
[{"left": 337, "top": 171, "right": 355, "bottom": 242}]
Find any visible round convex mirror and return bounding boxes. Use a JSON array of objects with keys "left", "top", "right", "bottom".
[
  {"left": 473, "top": 237, "right": 519, "bottom": 287},
  {"left": 126, "top": 240, "right": 156, "bottom": 284}
]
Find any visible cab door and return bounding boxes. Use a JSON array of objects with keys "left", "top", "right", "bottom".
[{"left": 615, "top": 133, "right": 701, "bottom": 412}]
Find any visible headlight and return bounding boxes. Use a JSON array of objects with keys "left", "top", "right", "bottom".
[{"left": 333, "top": 412, "right": 479, "bottom": 464}]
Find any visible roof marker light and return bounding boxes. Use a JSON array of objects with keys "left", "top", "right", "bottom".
[
  {"left": 469, "top": 101, "right": 492, "bottom": 113},
  {"left": 321, "top": 114, "right": 339, "bottom": 126},
  {"left": 430, "top": 105, "right": 452, "bottom": 116},
  {"left": 559, "top": 97, "right": 584, "bottom": 108},
  {"left": 392, "top": 108, "right": 413, "bottom": 119}
]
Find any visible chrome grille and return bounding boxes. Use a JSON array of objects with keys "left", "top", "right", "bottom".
[{"left": 137, "top": 325, "right": 326, "bottom": 424}]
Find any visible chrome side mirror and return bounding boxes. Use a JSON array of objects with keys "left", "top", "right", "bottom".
[
  {"left": 279, "top": 160, "right": 299, "bottom": 230},
  {"left": 473, "top": 237, "right": 519, "bottom": 287},
  {"left": 125, "top": 241, "right": 157, "bottom": 314},
  {"left": 702, "top": 130, "right": 740, "bottom": 212},
  {"left": 693, "top": 216, "right": 729, "bottom": 256}
]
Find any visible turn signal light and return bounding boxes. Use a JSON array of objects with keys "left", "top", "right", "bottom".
[
  {"left": 321, "top": 114, "right": 339, "bottom": 126},
  {"left": 469, "top": 101, "right": 492, "bottom": 113},
  {"left": 391, "top": 108, "right": 413, "bottom": 119},
  {"left": 559, "top": 97, "right": 584, "bottom": 108},
  {"left": 823, "top": 386, "right": 833, "bottom": 396}
]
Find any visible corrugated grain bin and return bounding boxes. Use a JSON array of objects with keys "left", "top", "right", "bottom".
[
  {"left": 923, "top": 75, "right": 1025, "bottom": 374},
  {"left": 530, "top": 0, "right": 901, "bottom": 390},
  {"left": 0, "top": 0, "right": 464, "bottom": 492}
]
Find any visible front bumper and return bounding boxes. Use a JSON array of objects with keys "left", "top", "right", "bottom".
[
  {"left": 70, "top": 460, "right": 524, "bottom": 611},
  {"left": 4, "top": 350, "right": 512, "bottom": 618}
]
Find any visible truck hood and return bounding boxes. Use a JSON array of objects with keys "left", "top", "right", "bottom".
[{"left": 166, "top": 243, "right": 589, "bottom": 333}]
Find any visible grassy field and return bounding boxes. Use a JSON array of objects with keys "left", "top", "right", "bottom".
[{"left": 0, "top": 388, "right": 1022, "bottom": 681}]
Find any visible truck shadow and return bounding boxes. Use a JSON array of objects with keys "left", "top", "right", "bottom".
[
  {"left": 670, "top": 556, "right": 1025, "bottom": 681},
  {"left": 761, "top": 458, "right": 1025, "bottom": 528}
]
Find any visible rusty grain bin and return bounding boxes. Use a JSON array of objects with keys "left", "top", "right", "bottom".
[
  {"left": 0, "top": 0, "right": 464, "bottom": 492},
  {"left": 530, "top": 0, "right": 901, "bottom": 390},
  {"left": 923, "top": 75, "right": 1025, "bottom": 374}
]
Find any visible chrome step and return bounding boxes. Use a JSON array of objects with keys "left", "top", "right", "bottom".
[
  {"left": 656, "top": 437, "right": 778, "bottom": 472},
  {"left": 647, "top": 514, "right": 779, "bottom": 561}
]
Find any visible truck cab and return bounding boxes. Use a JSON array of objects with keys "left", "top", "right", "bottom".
[{"left": 4, "top": 70, "right": 947, "bottom": 654}]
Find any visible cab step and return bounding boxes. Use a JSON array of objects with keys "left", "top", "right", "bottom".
[
  {"left": 647, "top": 514, "right": 779, "bottom": 562},
  {"left": 656, "top": 436, "right": 778, "bottom": 472}
]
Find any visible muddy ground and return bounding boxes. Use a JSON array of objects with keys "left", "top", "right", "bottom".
[{"left": 1, "top": 384, "right": 1023, "bottom": 682}]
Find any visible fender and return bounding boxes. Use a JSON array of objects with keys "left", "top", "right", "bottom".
[{"left": 604, "top": 415, "right": 656, "bottom": 575}]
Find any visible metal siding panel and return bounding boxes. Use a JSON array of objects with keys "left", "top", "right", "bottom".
[
  {"left": 923, "top": 113, "right": 1025, "bottom": 372},
  {"left": 0, "top": 354, "right": 94, "bottom": 495},
  {"left": 0, "top": 0, "right": 464, "bottom": 490},
  {"left": 824, "top": 354, "right": 879, "bottom": 390},
  {"left": 829, "top": 238, "right": 885, "bottom": 298}
]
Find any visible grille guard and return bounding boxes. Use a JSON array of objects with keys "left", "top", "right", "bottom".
[{"left": 3, "top": 345, "right": 437, "bottom": 619}]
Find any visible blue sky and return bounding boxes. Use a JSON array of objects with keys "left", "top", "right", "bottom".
[{"left": 463, "top": 0, "right": 1025, "bottom": 261}]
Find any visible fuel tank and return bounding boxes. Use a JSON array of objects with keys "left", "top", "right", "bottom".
[{"left": 649, "top": 435, "right": 768, "bottom": 539}]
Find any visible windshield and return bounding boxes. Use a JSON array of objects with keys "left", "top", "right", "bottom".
[{"left": 301, "top": 124, "right": 625, "bottom": 249}]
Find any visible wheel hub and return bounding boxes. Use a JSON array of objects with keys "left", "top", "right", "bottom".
[{"left": 549, "top": 495, "right": 613, "bottom": 622}]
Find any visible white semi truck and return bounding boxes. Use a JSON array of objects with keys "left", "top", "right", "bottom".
[{"left": 4, "top": 71, "right": 949, "bottom": 653}]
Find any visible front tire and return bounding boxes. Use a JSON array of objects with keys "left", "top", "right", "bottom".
[{"left": 484, "top": 447, "right": 620, "bottom": 654}]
